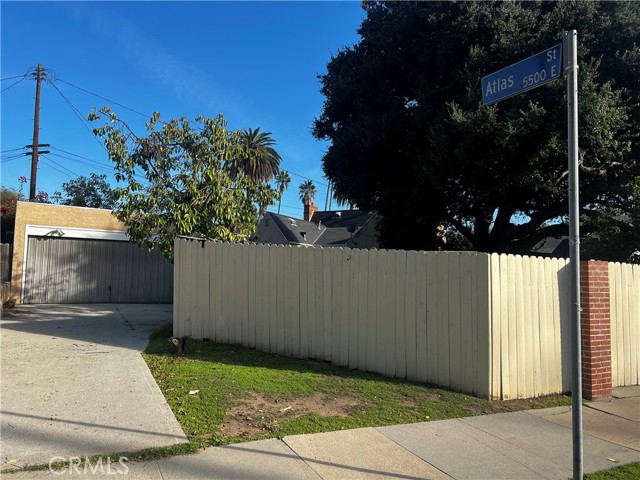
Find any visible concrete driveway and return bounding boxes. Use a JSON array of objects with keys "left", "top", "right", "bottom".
[{"left": 0, "top": 304, "right": 187, "bottom": 470}]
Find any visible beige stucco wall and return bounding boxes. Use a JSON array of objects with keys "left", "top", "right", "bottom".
[{"left": 10, "top": 202, "right": 127, "bottom": 302}]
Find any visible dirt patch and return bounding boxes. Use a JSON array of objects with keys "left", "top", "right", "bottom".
[
  {"left": 221, "top": 391, "right": 362, "bottom": 438},
  {"left": 397, "top": 390, "right": 441, "bottom": 406}
]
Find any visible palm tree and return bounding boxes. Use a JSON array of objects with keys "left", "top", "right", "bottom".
[
  {"left": 232, "top": 128, "right": 282, "bottom": 182},
  {"left": 298, "top": 180, "right": 317, "bottom": 204},
  {"left": 275, "top": 170, "right": 291, "bottom": 214}
]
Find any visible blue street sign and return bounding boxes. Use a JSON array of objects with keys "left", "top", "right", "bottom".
[{"left": 482, "top": 44, "right": 563, "bottom": 105}]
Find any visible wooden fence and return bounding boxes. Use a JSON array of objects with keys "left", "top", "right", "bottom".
[
  {"left": 488, "top": 254, "right": 571, "bottom": 399},
  {"left": 174, "top": 239, "right": 492, "bottom": 396},
  {"left": 610, "top": 262, "right": 640, "bottom": 387},
  {"left": 1, "top": 243, "right": 11, "bottom": 283},
  {"left": 173, "top": 238, "right": 637, "bottom": 399}
]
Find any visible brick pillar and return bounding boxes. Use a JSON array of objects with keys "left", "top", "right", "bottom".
[{"left": 580, "top": 260, "right": 612, "bottom": 401}]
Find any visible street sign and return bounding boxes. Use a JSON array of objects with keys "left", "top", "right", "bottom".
[
  {"left": 481, "top": 44, "right": 562, "bottom": 105},
  {"left": 480, "top": 34, "right": 583, "bottom": 480}
]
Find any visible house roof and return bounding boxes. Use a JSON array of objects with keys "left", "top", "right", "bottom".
[
  {"left": 267, "top": 213, "right": 325, "bottom": 245},
  {"left": 316, "top": 226, "right": 353, "bottom": 246},
  {"left": 531, "top": 236, "right": 570, "bottom": 258},
  {"left": 311, "top": 210, "right": 373, "bottom": 229},
  {"left": 263, "top": 209, "right": 376, "bottom": 247}
]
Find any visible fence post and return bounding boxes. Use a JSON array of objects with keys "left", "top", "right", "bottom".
[{"left": 580, "top": 260, "right": 612, "bottom": 401}]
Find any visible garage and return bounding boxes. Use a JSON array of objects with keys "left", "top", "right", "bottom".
[
  {"left": 22, "top": 235, "right": 172, "bottom": 304},
  {"left": 10, "top": 202, "right": 174, "bottom": 305}
]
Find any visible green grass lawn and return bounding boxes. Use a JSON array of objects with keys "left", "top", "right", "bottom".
[
  {"left": 143, "top": 325, "right": 571, "bottom": 448},
  {"left": 584, "top": 462, "right": 640, "bottom": 480}
]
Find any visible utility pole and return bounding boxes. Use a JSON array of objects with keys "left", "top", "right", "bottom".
[
  {"left": 324, "top": 180, "right": 331, "bottom": 211},
  {"left": 29, "top": 64, "right": 43, "bottom": 201}
]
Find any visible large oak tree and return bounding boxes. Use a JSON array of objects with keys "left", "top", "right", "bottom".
[{"left": 313, "top": 1, "right": 640, "bottom": 254}]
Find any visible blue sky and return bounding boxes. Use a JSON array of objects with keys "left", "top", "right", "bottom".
[{"left": 1, "top": 1, "right": 365, "bottom": 218}]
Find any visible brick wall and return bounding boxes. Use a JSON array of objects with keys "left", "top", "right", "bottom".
[{"left": 580, "top": 260, "right": 612, "bottom": 401}]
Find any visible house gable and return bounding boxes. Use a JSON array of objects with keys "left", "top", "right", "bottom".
[
  {"left": 257, "top": 209, "right": 379, "bottom": 249},
  {"left": 256, "top": 213, "right": 289, "bottom": 245}
]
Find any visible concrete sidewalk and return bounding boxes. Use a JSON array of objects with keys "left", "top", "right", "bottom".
[
  {"left": 0, "top": 304, "right": 188, "bottom": 472},
  {"left": 4, "top": 387, "right": 638, "bottom": 479}
]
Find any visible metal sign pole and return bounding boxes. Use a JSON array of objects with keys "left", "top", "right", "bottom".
[
  {"left": 566, "top": 29, "right": 583, "bottom": 480},
  {"left": 481, "top": 32, "right": 582, "bottom": 476}
]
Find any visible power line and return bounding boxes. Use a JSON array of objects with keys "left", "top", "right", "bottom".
[
  {"left": 287, "top": 170, "right": 329, "bottom": 187},
  {"left": 50, "top": 146, "right": 106, "bottom": 163},
  {"left": 39, "top": 77, "right": 155, "bottom": 185},
  {"left": 1, "top": 147, "right": 25, "bottom": 154},
  {"left": 40, "top": 75, "right": 331, "bottom": 193},
  {"left": 44, "top": 81, "right": 163, "bottom": 185},
  {"left": 57, "top": 78, "right": 160, "bottom": 122},
  {"left": 55, "top": 78, "right": 328, "bottom": 188},
  {"left": 1, "top": 74, "right": 27, "bottom": 81},
  {"left": 46, "top": 79, "right": 107, "bottom": 151},
  {"left": 48, "top": 150, "right": 149, "bottom": 184},
  {"left": 41, "top": 155, "right": 81, "bottom": 178},
  {"left": 1, "top": 76, "right": 26, "bottom": 93},
  {"left": 48, "top": 147, "right": 126, "bottom": 177},
  {"left": 40, "top": 157, "right": 72, "bottom": 178},
  {"left": 273, "top": 204, "right": 303, "bottom": 213},
  {"left": 0, "top": 154, "right": 26, "bottom": 163},
  {"left": 0, "top": 152, "right": 26, "bottom": 159},
  {"left": 48, "top": 152, "right": 114, "bottom": 176},
  {"left": 40, "top": 156, "right": 78, "bottom": 179},
  {"left": 49, "top": 149, "right": 112, "bottom": 170}
]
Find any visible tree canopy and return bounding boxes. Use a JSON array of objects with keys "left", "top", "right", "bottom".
[
  {"left": 1, "top": 186, "right": 24, "bottom": 243},
  {"left": 228, "top": 128, "right": 282, "bottom": 182},
  {"left": 89, "top": 108, "right": 278, "bottom": 260},
  {"left": 275, "top": 170, "right": 291, "bottom": 214},
  {"left": 582, "top": 176, "right": 640, "bottom": 263},
  {"left": 299, "top": 180, "right": 317, "bottom": 203},
  {"left": 52, "top": 173, "right": 116, "bottom": 209},
  {"left": 313, "top": 1, "right": 640, "bottom": 254},
  {"left": 1, "top": 178, "right": 49, "bottom": 243}
]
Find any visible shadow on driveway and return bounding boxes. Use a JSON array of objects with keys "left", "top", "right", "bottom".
[
  {"left": 1, "top": 304, "right": 172, "bottom": 350},
  {"left": 0, "top": 304, "right": 187, "bottom": 470}
]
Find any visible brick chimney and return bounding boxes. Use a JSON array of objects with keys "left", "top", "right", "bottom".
[{"left": 303, "top": 197, "right": 318, "bottom": 221}]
